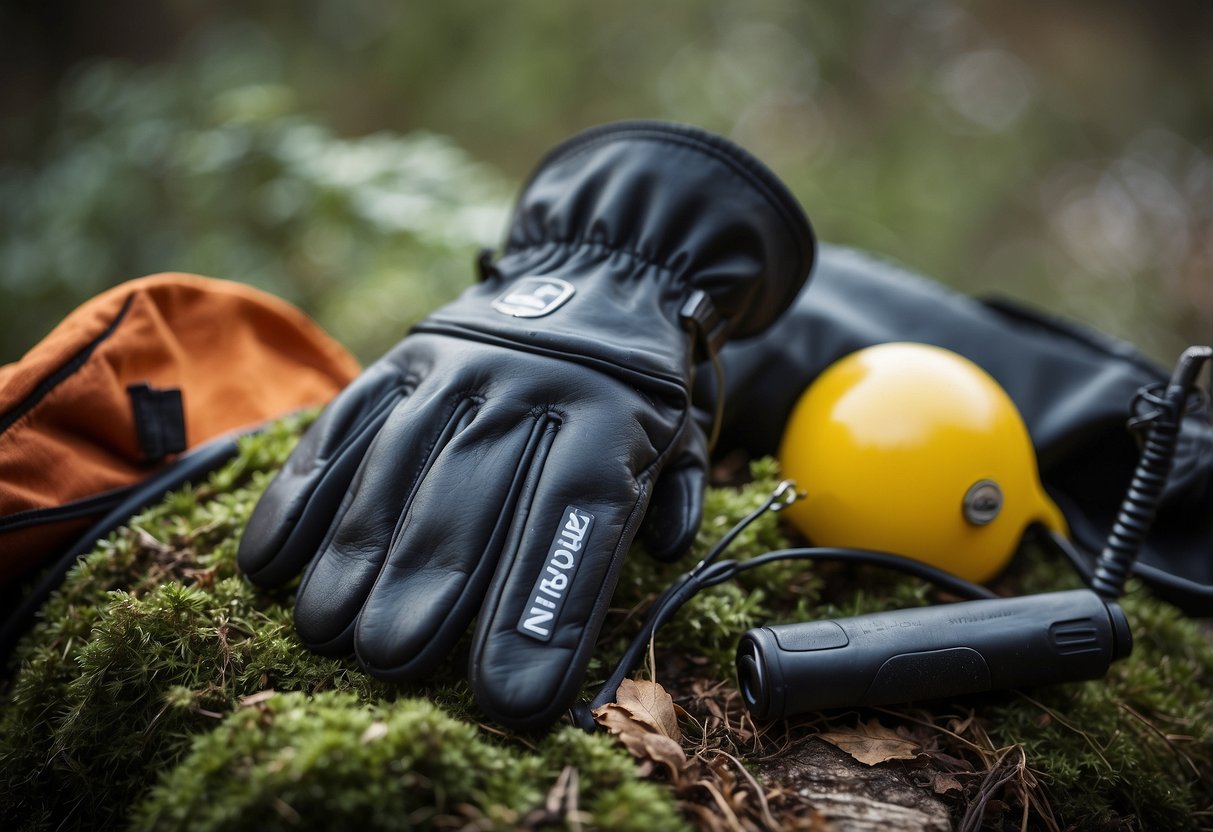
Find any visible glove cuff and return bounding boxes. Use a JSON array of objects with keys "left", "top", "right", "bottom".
[{"left": 500, "top": 120, "right": 815, "bottom": 339}]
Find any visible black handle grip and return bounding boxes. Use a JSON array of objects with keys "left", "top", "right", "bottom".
[{"left": 737, "top": 589, "right": 1132, "bottom": 720}]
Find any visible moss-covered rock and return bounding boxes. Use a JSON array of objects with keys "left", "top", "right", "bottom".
[
  {"left": 0, "top": 415, "right": 397, "bottom": 829},
  {"left": 0, "top": 415, "right": 685, "bottom": 830},
  {"left": 131, "top": 692, "right": 684, "bottom": 832},
  {"left": 2, "top": 415, "right": 1212, "bottom": 830}
]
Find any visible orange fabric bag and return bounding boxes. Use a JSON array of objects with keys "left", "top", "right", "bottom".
[{"left": 0, "top": 273, "right": 360, "bottom": 584}]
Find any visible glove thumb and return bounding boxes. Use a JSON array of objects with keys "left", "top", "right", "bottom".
[{"left": 640, "top": 419, "right": 709, "bottom": 562}]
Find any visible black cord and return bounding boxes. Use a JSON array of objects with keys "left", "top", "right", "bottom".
[
  {"left": 1038, "top": 527, "right": 1096, "bottom": 585},
  {"left": 1092, "top": 346, "right": 1211, "bottom": 599},
  {"left": 569, "top": 481, "right": 800, "bottom": 729},
  {"left": 570, "top": 485, "right": 997, "bottom": 731},
  {"left": 696, "top": 547, "right": 998, "bottom": 601}
]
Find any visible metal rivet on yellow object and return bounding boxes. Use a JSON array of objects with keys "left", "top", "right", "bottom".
[{"left": 778, "top": 342, "right": 1067, "bottom": 584}]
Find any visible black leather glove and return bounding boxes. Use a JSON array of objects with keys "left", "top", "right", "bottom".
[
  {"left": 237, "top": 121, "right": 814, "bottom": 729},
  {"left": 706, "top": 244, "right": 1213, "bottom": 614}
]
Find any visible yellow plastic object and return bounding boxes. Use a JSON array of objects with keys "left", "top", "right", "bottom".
[{"left": 778, "top": 342, "right": 1067, "bottom": 583}]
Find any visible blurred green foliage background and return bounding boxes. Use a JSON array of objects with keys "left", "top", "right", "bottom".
[{"left": 1, "top": 0, "right": 1209, "bottom": 366}]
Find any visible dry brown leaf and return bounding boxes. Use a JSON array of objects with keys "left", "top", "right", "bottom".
[
  {"left": 593, "top": 703, "right": 640, "bottom": 736},
  {"left": 596, "top": 710, "right": 688, "bottom": 779},
  {"left": 614, "top": 678, "right": 681, "bottom": 741},
  {"left": 593, "top": 684, "right": 688, "bottom": 780},
  {"left": 817, "top": 718, "right": 921, "bottom": 766},
  {"left": 929, "top": 771, "right": 966, "bottom": 794},
  {"left": 948, "top": 712, "right": 976, "bottom": 736},
  {"left": 621, "top": 730, "right": 687, "bottom": 779}
]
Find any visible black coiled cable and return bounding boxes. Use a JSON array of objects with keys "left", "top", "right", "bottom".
[{"left": 1091, "top": 346, "right": 1212, "bottom": 599}]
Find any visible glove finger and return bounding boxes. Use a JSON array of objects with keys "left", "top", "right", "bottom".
[
  {"left": 238, "top": 362, "right": 411, "bottom": 586},
  {"left": 469, "top": 406, "right": 665, "bottom": 730},
  {"left": 639, "top": 420, "right": 707, "bottom": 561},
  {"left": 292, "top": 381, "right": 479, "bottom": 654},
  {"left": 353, "top": 401, "right": 557, "bottom": 678}
]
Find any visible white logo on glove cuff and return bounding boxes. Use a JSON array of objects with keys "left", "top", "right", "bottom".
[
  {"left": 517, "top": 506, "right": 595, "bottom": 641},
  {"left": 492, "top": 277, "right": 575, "bottom": 318}
]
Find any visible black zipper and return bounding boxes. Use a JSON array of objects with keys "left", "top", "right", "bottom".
[
  {"left": 0, "top": 292, "right": 136, "bottom": 437},
  {"left": 0, "top": 484, "right": 137, "bottom": 533}
]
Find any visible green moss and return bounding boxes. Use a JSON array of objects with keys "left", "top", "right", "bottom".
[
  {"left": 130, "top": 695, "right": 685, "bottom": 832},
  {"left": 130, "top": 692, "right": 541, "bottom": 830},
  {"left": 541, "top": 729, "right": 690, "bottom": 832}
]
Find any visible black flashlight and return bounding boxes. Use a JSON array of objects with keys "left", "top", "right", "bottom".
[{"left": 737, "top": 588, "right": 1132, "bottom": 719}]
